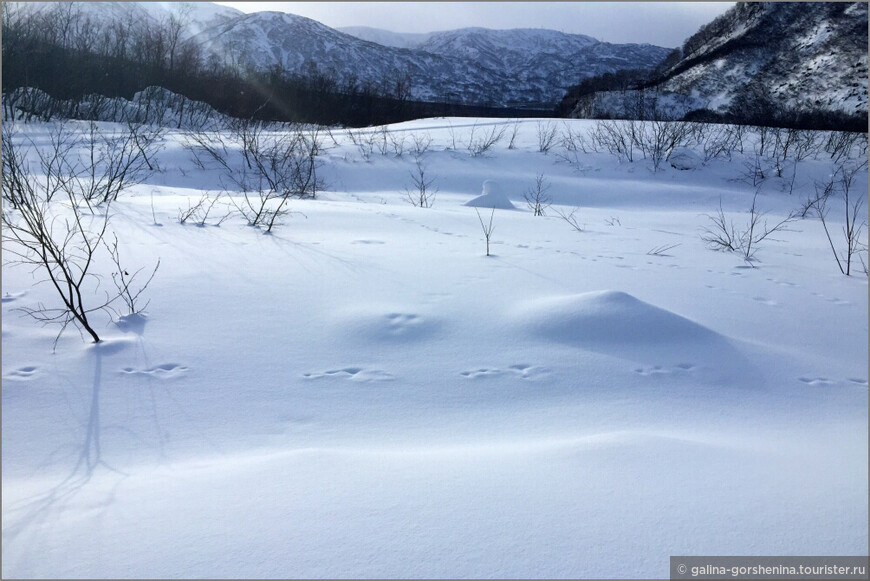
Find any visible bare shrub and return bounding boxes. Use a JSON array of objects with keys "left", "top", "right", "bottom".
[
  {"left": 2, "top": 129, "right": 158, "bottom": 345},
  {"left": 536, "top": 121, "right": 559, "bottom": 154},
  {"left": 345, "top": 127, "right": 376, "bottom": 160},
  {"left": 405, "top": 159, "right": 437, "bottom": 208},
  {"left": 475, "top": 207, "right": 496, "bottom": 256},
  {"left": 555, "top": 206, "right": 584, "bottom": 233},
  {"left": 410, "top": 132, "right": 433, "bottom": 158},
  {"left": 647, "top": 243, "right": 681, "bottom": 256},
  {"left": 507, "top": 119, "right": 521, "bottom": 150},
  {"left": 388, "top": 130, "right": 407, "bottom": 157},
  {"left": 701, "top": 193, "right": 796, "bottom": 262},
  {"left": 806, "top": 160, "right": 868, "bottom": 276},
  {"left": 72, "top": 121, "right": 161, "bottom": 206},
  {"left": 699, "top": 123, "right": 746, "bottom": 162},
  {"left": 467, "top": 122, "right": 506, "bottom": 157},
  {"left": 178, "top": 192, "right": 229, "bottom": 226},
  {"left": 186, "top": 121, "right": 322, "bottom": 233},
  {"left": 375, "top": 125, "right": 391, "bottom": 156},
  {"left": 523, "top": 173, "right": 551, "bottom": 216},
  {"left": 824, "top": 131, "right": 865, "bottom": 164},
  {"left": 590, "top": 119, "right": 635, "bottom": 162},
  {"left": 557, "top": 122, "right": 592, "bottom": 166},
  {"left": 637, "top": 120, "right": 693, "bottom": 172},
  {"left": 105, "top": 234, "right": 161, "bottom": 316}
]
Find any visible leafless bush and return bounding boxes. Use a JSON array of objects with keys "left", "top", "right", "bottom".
[
  {"left": 467, "top": 122, "right": 506, "bottom": 157},
  {"left": 523, "top": 173, "right": 551, "bottom": 216},
  {"left": 22, "top": 121, "right": 161, "bottom": 209},
  {"left": 375, "top": 125, "right": 391, "bottom": 156},
  {"left": 590, "top": 119, "right": 635, "bottom": 162},
  {"left": 405, "top": 159, "right": 437, "bottom": 208},
  {"left": 701, "top": 193, "right": 796, "bottom": 262},
  {"left": 824, "top": 130, "right": 865, "bottom": 164},
  {"left": 178, "top": 192, "right": 230, "bottom": 226},
  {"left": 178, "top": 194, "right": 207, "bottom": 224},
  {"left": 388, "top": 130, "right": 407, "bottom": 157},
  {"left": 557, "top": 122, "right": 592, "bottom": 166},
  {"left": 753, "top": 125, "right": 773, "bottom": 157},
  {"left": 2, "top": 129, "right": 158, "bottom": 345},
  {"left": 507, "top": 119, "right": 521, "bottom": 150},
  {"left": 445, "top": 120, "right": 458, "bottom": 151},
  {"left": 73, "top": 121, "right": 161, "bottom": 206},
  {"left": 805, "top": 160, "right": 868, "bottom": 276},
  {"left": 740, "top": 154, "right": 767, "bottom": 187},
  {"left": 700, "top": 123, "right": 746, "bottom": 161},
  {"left": 345, "top": 127, "right": 376, "bottom": 160},
  {"left": 555, "top": 206, "right": 584, "bottom": 233},
  {"left": 637, "top": 120, "right": 693, "bottom": 172},
  {"left": 788, "top": 129, "right": 820, "bottom": 163},
  {"left": 536, "top": 121, "right": 559, "bottom": 154},
  {"left": 410, "top": 132, "right": 433, "bottom": 158},
  {"left": 185, "top": 129, "right": 232, "bottom": 171},
  {"left": 475, "top": 207, "right": 496, "bottom": 256},
  {"left": 105, "top": 234, "right": 160, "bottom": 316},
  {"left": 647, "top": 243, "right": 680, "bottom": 256},
  {"left": 186, "top": 121, "right": 322, "bottom": 233},
  {"left": 700, "top": 201, "right": 740, "bottom": 253}
]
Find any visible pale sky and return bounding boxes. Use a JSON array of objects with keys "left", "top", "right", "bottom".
[{"left": 213, "top": 2, "right": 735, "bottom": 48}]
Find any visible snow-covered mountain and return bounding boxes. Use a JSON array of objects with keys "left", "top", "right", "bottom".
[
  {"left": 191, "top": 12, "right": 672, "bottom": 108},
  {"left": 337, "top": 26, "right": 434, "bottom": 49},
  {"left": 7, "top": 1, "right": 245, "bottom": 37},
  {"left": 7, "top": 2, "right": 670, "bottom": 109},
  {"left": 566, "top": 2, "right": 868, "bottom": 122}
]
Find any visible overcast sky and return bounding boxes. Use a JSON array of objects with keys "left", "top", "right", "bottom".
[{"left": 213, "top": 2, "right": 735, "bottom": 48}]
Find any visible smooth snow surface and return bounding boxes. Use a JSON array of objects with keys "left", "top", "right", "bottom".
[{"left": 2, "top": 117, "right": 867, "bottom": 579}]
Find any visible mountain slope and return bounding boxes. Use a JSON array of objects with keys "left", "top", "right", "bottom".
[
  {"left": 193, "top": 13, "right": 672, "bottom": 108},
  {"left": 337, "top": 26, "right": 433, "bottom": 49},
  {"left": 566, "top": 2, "right": 868, "bottom": 124}
]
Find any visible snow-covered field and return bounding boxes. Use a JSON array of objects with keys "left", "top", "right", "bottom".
[{"left": 2, "top": 117, "right": 867, "bottom": 578}]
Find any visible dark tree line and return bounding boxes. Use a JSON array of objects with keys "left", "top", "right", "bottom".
[{"left": 1, "top": 3, "right": 551, "bottom": 127}]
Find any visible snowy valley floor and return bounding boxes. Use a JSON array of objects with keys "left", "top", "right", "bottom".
[{"left": 2, "top": 118, "right": 868, "bottom": 578}]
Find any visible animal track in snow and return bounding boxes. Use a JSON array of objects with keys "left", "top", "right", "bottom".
[
  {"left": 797, "top": 377, "right": 867, "bottom": 387},
  {"left": 120, "top": 363, "right": 188, "bottom": 379},
  {"left": 2, "top": 291, "right": 27, "bottom": 303},
  {"left": 339, "top": 307, "right": 441, "bottom": 344},
  {"left": 4, "top": 366, "right": 38, "bottom": 380},
  {"left": 460, "top": 364, "right": 549, "bottom": 380},
  {"left": 766, "top": 277, "right": 797, "bottom": 287},
  {"left": 303, "top": 367, "right": 395, "bottom": 382},
  {"left": 798, "top": 377, "right": 833, "bottom": 386},
  {"left": 811, "top": 292, "right": 850, "bottom": 305},
  {"left": 634, "top": 363, "right": 697, "bottom": 377},
  {"left": 752, "top": 296, "right": 779, "bottom": 306}
]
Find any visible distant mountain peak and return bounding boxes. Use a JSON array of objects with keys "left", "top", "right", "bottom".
[{"left": 192, "top": 9, "right": 670, "bottom": 108}]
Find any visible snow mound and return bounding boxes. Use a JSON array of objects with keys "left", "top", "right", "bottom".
[
  {"left": 464, "top": 180, "right": 516, "bottom": 210},
  {"left": 114, "top": 313, "right": 148, "bottom": 335},
  {"left": 514, "top": 290, "right": 715, "bottom": 346},
  {"left": 511, "top": 290, "right": 762, "bottom": 383},
  {"left": 668, "top": 147, "right": 703, "bottom": 170}
]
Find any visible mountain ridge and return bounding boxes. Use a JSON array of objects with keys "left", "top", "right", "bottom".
[{"left": 564, "top": 2, "right": 868, "bottom": 126}]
